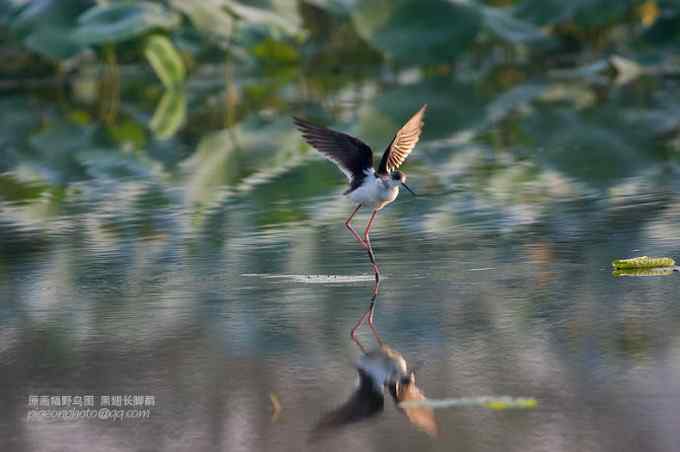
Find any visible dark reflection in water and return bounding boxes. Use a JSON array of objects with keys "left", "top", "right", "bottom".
[{"left": 311, "top": 334, "right": 436, "bottom": 442}]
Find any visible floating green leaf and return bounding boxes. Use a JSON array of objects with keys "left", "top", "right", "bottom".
[
  {"left": 612, "top": 256, "right": 676, "bottom": 269},
  {"left": 150, "top": 89, "right": 186, "bottom": 140},
  {"left": 400, "top": 396, "right": 538, "bottom": 410},
  {"left": 72, "top": 1, "right": 180, "bottom": 45},
  {"left": 144, "top": 34, "right": 185, "bottom": 89}
]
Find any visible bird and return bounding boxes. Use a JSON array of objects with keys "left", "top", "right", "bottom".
[
  {"left": 294, "top": 105, "right": 427, "bottom": 339},
  {"left": 309, "top": 344, "right": 437, "bottom": 441}
]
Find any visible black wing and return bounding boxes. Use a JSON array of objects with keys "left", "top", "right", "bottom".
[
  {"left": 294, "top": 117, "right": 374, "bottom": 190},
  {"left": 377, "top": 105, "right": 427, "bottom": 175},
  {"left": 309, "top": 369, "right": 385, "bottom": 442}
]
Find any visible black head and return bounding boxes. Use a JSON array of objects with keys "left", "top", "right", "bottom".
[
  {"left": 391, "top": 171, "right": 416, "bottom": 196},
  {"left": 390, "top": 170, "right": 406, "bottom": 183}
]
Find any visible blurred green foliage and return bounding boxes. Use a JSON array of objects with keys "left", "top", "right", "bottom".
[{"left": 0, "top": 0, "right": 679, "bottom": 230}]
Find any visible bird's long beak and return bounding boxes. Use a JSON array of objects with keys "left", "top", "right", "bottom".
[{"left": 401, "top": 182, "right": 416, "bottom": 196}]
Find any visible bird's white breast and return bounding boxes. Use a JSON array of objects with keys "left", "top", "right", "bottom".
[{"left": 348, "top": 171, "right": 399, "bottom": 210}]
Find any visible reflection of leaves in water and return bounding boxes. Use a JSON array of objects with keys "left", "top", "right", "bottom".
[
  {"left": 181, "top": 117, "right": 306, "bottom": 209},
  {"left": 524, "top": 108, "right": 657, "bottom": 187},
  {"left": 75, "top": 149, "right": 156, "bottom": 180},
  {"left": 27, "top": 122, "right": 96, "bottom": 183},
  {"left": 150, "top": 89, "right": 187, "bottom": 140},
  {"left": 0, "top": 174, "right": 49, "bottom": 204}
]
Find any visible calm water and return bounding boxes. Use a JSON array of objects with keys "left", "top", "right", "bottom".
[
  {"left": 3, "top": 178, "right": 680, "bottom": 451},
  {"left": 2, "top": 70, "right": 680, "bottom": 451}
]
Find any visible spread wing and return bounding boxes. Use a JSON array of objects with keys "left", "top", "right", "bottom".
[
  {"left": 294, "top": 117, "right": 374, "bottom": 188},
  {"left": 309, "top": 369, "right": 385, "bottom": 442},
  {"left": 377, "top": 105, "right": 427, "bottom": 175},
  {"left": 393, "top": 377, "right": 438, "bottom": 437}
]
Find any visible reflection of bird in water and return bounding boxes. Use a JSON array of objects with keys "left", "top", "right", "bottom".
[
  {"left": 294, "top": 106, "right": 426, "bottom": 340},
  {"left": 310, "top": 344, "right": 437, "bottom": 442}
]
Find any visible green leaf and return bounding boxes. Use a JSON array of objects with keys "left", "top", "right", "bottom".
[
  {"left": 225, "top": 0, "right": 301, "bottom": 35},
  {"left": 24, "top": 27, "right": 85, "bottom": 60},
  {"left": 72, "top": 1, "right": 181, "bottom": 46},
  {"left": 481, "top": 6, "right": 548, "bottom": 43},
  {"left": 515, "top": 0, "right": 634, "bottom": 28},
  {"left": 612, "top": 256, "right": 675, "bottom": 269},
  {"left": 168, "top": 0, "right": 233, "bottom": 44},
  {"left": 150, "top": 89, "right": 187, "bottom": 140},
  {"left": 10, "top": 0, "right": 87, "bottom": 60},
  {"left": 352, "top": 0, "right": 482, "bottom": 65},
  {"left": 0, "top": 0, "right": 22, "bottom": 25},
  {"left": 303, "top": 0, "right": 354, "bottom": 16},
  {"left": 144, "top": 34, "right": 186, "bottom": 89}
]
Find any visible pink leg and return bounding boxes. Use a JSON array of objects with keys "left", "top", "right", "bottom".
[
  {"left": 366, "top": 301, "right": 383, "bottom": 346},
  {"left": 352, "top": 336, "right": 367, "bottom": 354},
  {"left": 363, "top": 209, "right": 379, "bottom": 263},
  {"left": 344, "top": 205, "right": 368, "bottom": 249},
  {"left": 363, "top": 210, "right": 381, "bottom": 299},
  {"left": 350, "top": 300, "right": 383, "bottom": 348},
  {"left": 350, "top": 306, "right": 371, "bottom": 342},
  {"left": 363, "top": 209, "right": 382, "bottom": 343},
  {"left": 348, "top": 208, "right": 384, "bottom": 346}
]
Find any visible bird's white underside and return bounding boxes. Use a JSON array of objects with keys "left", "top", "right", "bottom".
[
  {"left": 348, "top": 169, "right": 400, "bottom": 210},
  {"left": 318, "top": 152, "right": 401, "bottom": 210}
]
